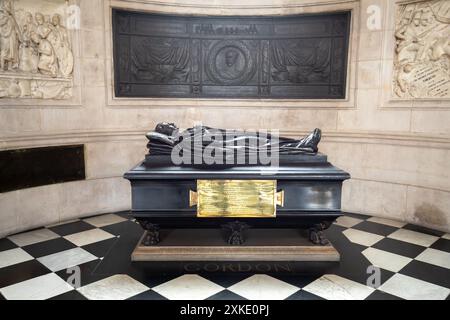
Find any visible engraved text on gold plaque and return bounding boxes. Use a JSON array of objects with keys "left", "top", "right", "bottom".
[{"left": 192, "top": 180, "right": 282, "bottom": 218}]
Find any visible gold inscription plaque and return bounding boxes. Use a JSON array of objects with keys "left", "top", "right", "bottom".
[{"left": 190, "top": 180, "right": 283, "bottom": 218}]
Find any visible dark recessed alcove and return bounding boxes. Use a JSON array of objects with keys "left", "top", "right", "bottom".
[{"left": 0, "top": 145, "right": 85, "bottom": 193}]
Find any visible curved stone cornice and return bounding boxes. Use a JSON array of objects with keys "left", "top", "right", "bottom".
[
  {"left": 115, "top": 0, "right": 357, "bottom": 10},
  {"left": 1, "top": 129, "right": 449, "bottom": 150}
]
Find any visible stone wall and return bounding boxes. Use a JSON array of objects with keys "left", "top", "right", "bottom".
[{"left": 0, "top": 0, "right": 449, "bottom": 238}]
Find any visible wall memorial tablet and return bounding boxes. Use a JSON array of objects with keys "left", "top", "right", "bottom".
[{"left": 112, "top": 10, "right": 351, "bottom": 99}]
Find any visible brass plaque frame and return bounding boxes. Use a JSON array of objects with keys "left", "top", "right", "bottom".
[{"left": 190, "top": 180, "right": 283, "bottom": 218}]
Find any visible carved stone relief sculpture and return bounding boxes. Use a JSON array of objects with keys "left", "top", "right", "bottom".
[
  {"left": 0, "top": 0, "right": 74, "bottom": 100},
  {"left": 393, "top": 0, "right": 450, "bottom": 99}
]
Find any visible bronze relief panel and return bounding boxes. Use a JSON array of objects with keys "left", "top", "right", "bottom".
[{"left": 112, "top": 10, "right": 350, "bottom": 99}]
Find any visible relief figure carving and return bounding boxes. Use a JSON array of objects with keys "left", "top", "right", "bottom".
[
  {"left": 0, "top": 0, "right": 74, "bottom": 99},
  {"left": 393, "top": 0, "right": 450, "bottom": 99},
  {"left": 35, "top": 12, "right": 51, "bottom": 39},
  {"left": 19, "top": 12, "right": 38, "bottom": 73},
  {"left": 48, "top": 14, "right": 73, "bottom": 77},
  {"left": 131, "top": 38, "right": 189, "bottom": 83},
  {"left": 270, "top": 39, "right": 330, "bottom": 83},
  {"left": 0, "top": 0, "right": 21, "bottom": 70},
  {"left": 31, "top": 31, "right": 57, "bottom": 77}
]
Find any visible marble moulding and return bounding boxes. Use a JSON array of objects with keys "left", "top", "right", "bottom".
[
  {"left": 0, "top": 0, "right": 74, "bottom": 99},
  {"left": 393, "top": 0, "right": 450, "bottom": 99}
]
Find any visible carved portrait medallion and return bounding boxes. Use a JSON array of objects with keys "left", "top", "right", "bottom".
[{"left": 206, "top": 40, "right": 256, "bottom": 85}]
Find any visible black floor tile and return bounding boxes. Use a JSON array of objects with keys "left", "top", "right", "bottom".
[
  {"left": 430, "top": 238, "right": 450, "bottom": 253},
  {"left": 22, "top": 237, "right": 77, "bottom": 258},
  {"left": 48, "top": 221, "right": 96, "bottom": 236},
  {"left": 366, "top": 290, "right": 404, "bottom": 300},
  {"left": 50, "top": 290, "right": 87, "bottom": 300},
  {"left": 271, "top": 274, "right": 321, "bottom": 289},
  {"left": 101, "top": 220, "right": 143, "bottom": 237},
  {"left": 0, "top": 292, "right": 5, "bottom": 300},
  {"left": 325, "top": 224, "right": 386, "bottom": 286},
  {"left": 200, "top": 273, "right": 252, "bottom": 288},
  {"left": 128, "top": 289, "right": 168, "bottom": 300},
  {"left": 366, "top": 268, "right": 396, "bottom": 288},
  {"left": 136, "top": 272, "right": 184, "bottom": 288},
  {"left": 83, "top": 211, "right": 131, "bottom": 221},
  {"left": 352, "top": 221, "right": 398, "bottom": 236},
  {"left": 0, "top": 238, "right": 17, "bottom": 252},
  {"left": 400, "top": 260, "right": 450, "bottom": 289},
  {"left": 113, "top": 211, "right": 132, "bottom": 219},
  {"left": 402, "top": 224, "right": 445, "bottom": 237},
  {"left": 325, "top": 222, "right": 346, "bottom": 235},
  {"left": 206, "top": 290, "right": 246, "bottom": 300},
  {"left": 81, "top": 237, "right": 119, "bottom": 258},
  {"left": 286, "top": 289, "right": 324, "bottom": 300},
  {"left": 372, "top": 237, "right": 426, "bottom": 259},
  {"left": 343, "top": 212, "right": 370, "bottom": 220},
  {"left": 0, "top": 260, "right": 50, "bottom": 288}
]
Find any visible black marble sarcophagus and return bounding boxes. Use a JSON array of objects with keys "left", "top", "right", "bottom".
[{"left": 124, "top": 123, "right": 350, "bottom": 246}]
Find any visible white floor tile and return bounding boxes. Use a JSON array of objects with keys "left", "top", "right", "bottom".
[
  {"left": 64, "top": 228, "right": 115, "bottom": 247},
  {"left": 0, "top": 248, "right": 34, "bottom": 269},
  {"left": 362, "top": 247, "right": 412, "bottom": 272},
  {"left": 367, "top": 217, "right": 406, "bottom": 228},
  {"left": 37, "top": 247, "right": 97, "bottom": 272},
  {"left": 303, "top": 274, "right": 375, "bottom": 300},
  {"left": 343, "top": 228, "right": 384, "bottom": 247},
  {"left": 379, "top": 274, "right": 450, "bottom": 300},
  {"left": 228, "top": 274, "right": 299, "bottom": 300},
  {"left": 415, "top": 248, "right": 450, "bottom": 269},
  {"left": 335, "top": 216, "right": 363, "bottom": 228},
  {"left": 0, "top": 273, "right": 72, "bottom": 300},
  {"left": 8, "top": 228, "right": 59, "bottom": 247},
  {"left": 152, "top": 274, "right": 224, "bottom": 300},
  {"left": 77, "top": 274, "right": 148, "bottom": 300},
  {"left": 83, "top": 214, "right": 127, "bottom": 228},
  {"left": 388, "top": 229, "right": 439, "bottom": 247},
  {"left": 442, "top": 234, "right": 450, "bottom": 240}
]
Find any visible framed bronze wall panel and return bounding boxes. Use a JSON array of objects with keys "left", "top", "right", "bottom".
[{"left": 112, "top": 10, "right": 351, "bottom": 99}]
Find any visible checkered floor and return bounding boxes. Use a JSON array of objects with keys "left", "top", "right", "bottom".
[{"left": 0, "top": 212, "right": 449, "bottom": 300}]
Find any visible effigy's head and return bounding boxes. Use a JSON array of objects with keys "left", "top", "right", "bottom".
[{"left": 155, "top": 122, "right": 178, "bottom": 136}]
